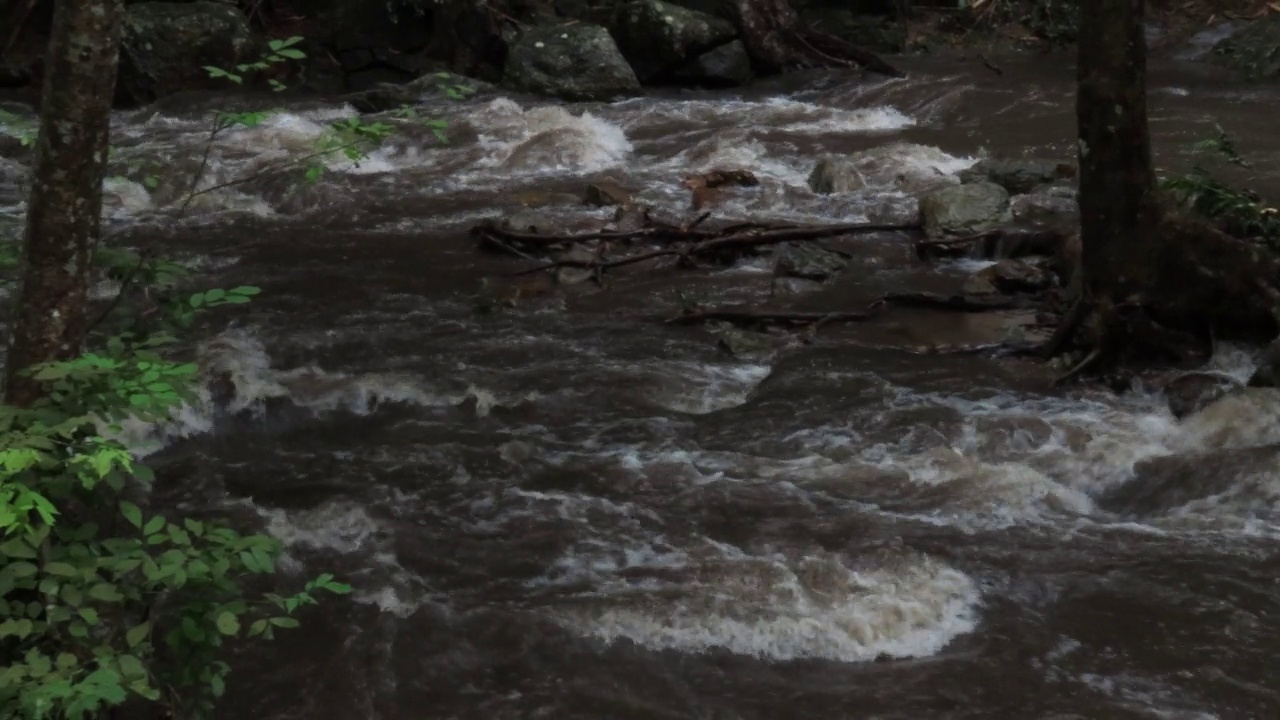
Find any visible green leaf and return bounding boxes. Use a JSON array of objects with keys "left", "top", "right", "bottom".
[
  {"left": 88, "top": 583, "right": 123, "bottom": 602},
  {"left": 143, "top": 515, "right": 165, "bottom": 536},
  {"left": 56, "top": 652, "right": 78, "bottom": 670},
  {"left": 79, "top": 607, "right": 99, "bottom": 624},
  {"left": 43, "top": 562, "right": 77, "bottom": 577},
  {"left": 120, "top": 501, "right": 143, "bottom": 529},
  {"left": 216, "top": 611, "right": 240, "bottom": 636},
  {"left": 118, "top": 653, "right": 146, "bottom": 680},
  {"left": 269, "top": 616, "right": 300, "bottom": 629},
  {"left": 205, "top": 288, "right": 226, "bottom": 302},
  {"left": 210, "top": 673, "right": 226, "bottom": 697},
  {"left": 4, "top": 561, "right": 37, "bottom": 578},
  {"left": 0, "top": 537, "right": 36, "bottom": 559},
  {"left": 126, "top": 621, "right": 150, "bottom": 648}
]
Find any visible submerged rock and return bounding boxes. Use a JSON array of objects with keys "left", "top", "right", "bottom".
[
  {"left": 774, "top": 243, "right": 849, "bottom": 281},
  {"left": 715, "top": 327, "right": 777, "bottom": 359},
  {"left": 808, "top": 144, "right": 961, "bottom": 196},
  {"left": 808, "top": 157, "right": 866, "bottom": 194},
  {"left": 959, "top": 158, "right": 1076, "bottom": 195},
  {"left": 1211, "top": 14, "right": 1280, "bottom": 79},
  {"left": 117, "top": 1, "right": 257, "bottom": 106},
  {"left": 1164, "top": 372, "right": 1241, "bottom": 420},
  {"left": 963, "top": 259, "right": 1050, "bottom": 296},
  {"left": 609, "top": 0, "right": 737, "bottom": 82},
  {"left": 920, "top": 182, "right": 1011, "bottom": 237},
  {"left": 504, "top": 24, "right": 641, "bottom": 101},
  {"left": 1247, "top": 337, "right": 1280, "bottom": 388}
]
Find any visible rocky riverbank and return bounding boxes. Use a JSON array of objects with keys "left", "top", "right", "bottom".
[{"left": 2, "top": 0, "right": 1279, "bottom": 110}]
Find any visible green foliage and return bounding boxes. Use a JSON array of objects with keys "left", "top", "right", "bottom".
[
  {"left": 203, "top": 36, "right": 306, "bottom": 92},
  {"left": 1161, "top": 125, "right": 1280, "bottom": 247},
  {"left": 0, "top": 285, "right": 351, "bottom": 719},
  {"left": 0, "top": 108, "right": 37, "bottom": 148}
]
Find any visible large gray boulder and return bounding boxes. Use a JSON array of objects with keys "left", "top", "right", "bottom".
[
  {"left": 504, "top": 24, "right": 641, "bottom": 101},
  {"left": 609, "top": 0, "right": 737, "bottom": 81},
  {"left": 920, "top": 182, "right": 1011, "bottom": 237},
  {"left": 808, "top": 143, "right": 961, "bottom": 196},
  {"left": 117, "top": 1, "right": 257, "bottom": 106},
  {"left": 1211, "top": 14, "right": 1280, "bottom": 79}
]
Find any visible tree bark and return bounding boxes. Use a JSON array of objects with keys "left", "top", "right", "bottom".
[{"left": 3, "top": 0, "right": 126, "bottom": 406}]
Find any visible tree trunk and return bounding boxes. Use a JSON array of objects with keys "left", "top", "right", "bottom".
[
  {"left": 3, "top": 0, "right": 126, "bottom": 406},
  {"left": 1076, "top": 0, "right": 1161, "bottom": 316},
  {"left": 733, "top": 0, "right": 904, "bottom": 77},
  {"left": 1067, "top": 0, "right": 1280, "bottom": 369}
]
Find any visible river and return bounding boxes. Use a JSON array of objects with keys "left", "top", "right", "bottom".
[{"left": 3, "top": 46, "right": 1280, "bottom": 720}]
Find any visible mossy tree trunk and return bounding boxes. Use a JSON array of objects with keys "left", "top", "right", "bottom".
[{"left": 4, "top": 0, "right": 126, "bottom": 406}]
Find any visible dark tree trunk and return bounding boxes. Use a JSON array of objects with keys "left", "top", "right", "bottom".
[
  {"left": 1066, "top": 0, "right": 1280, "bottom": 370},
  {"left": 4, "top": 0, "right": 125, "bottom": 406},
  {"left": 733, "top": 0, "right": 904, "bottom": 77},
  {"left": 1076, "top": 0, "right": 1161, "bottom": 314}
]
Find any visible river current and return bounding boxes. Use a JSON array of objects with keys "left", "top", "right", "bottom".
[{"left": 3, "top": 47, "right": 1280, "bottom": 719}]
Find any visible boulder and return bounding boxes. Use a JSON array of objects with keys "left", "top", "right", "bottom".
[
  {"left": 959, "top": 158, "right": 1076, "bottom": 195},
  {"left": 808, "top": 144, "right": 961, "bottom": 196},
  {"left": 808, "top": 157, "right": 866, "bottom": 194},
  {"left": 672, "top": 40, "right": 754, "bottom": 87},
  {"left": 609, "top": 0, "right": 737, "bottom": 82},
  {"left": 1211, "top": 14, "right": 1280, "bottom": 79},
  {"left": 1163, "top": 372, "right": 1241, "bottom": 419},
  {"left": 920, "top": 182, "right": 1011, "bottom": 237},
  {"left": 117, "top": 1, "right": 258, "bottom": 106},
  {"left": 774, "top": 243, "right": 849, "bottom": 281},
  {"left": 1011, "top": 190, "right": 1079, "bottom": 233},
  {"left": 504, "top": 24, "right": 641, "bottom": 101}
]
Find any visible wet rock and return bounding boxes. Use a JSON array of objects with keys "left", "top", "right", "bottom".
[
  {"left": 516, "top": 190, "right": 581, "bottom": 208},
  {"left": 1164, "top": 372, "right": 1241, "bottom": 420},
  {"left": 963, "top": 259, "right": 1049, "bottom": 295},
  {"left": 1102, "top": 444, "right": 1280, "bottom": 516},
  {"left": 798, "top": 10, "right": 906, "bottom": 53},
  {"left": 807, "top": 157, "right": 866, "bottom": 194},
  {"left": 117, "top": 1, "right": 258, "bottom": 106},
  {"left": 1011, "top": 191, "right": 1079, "bottom": 233},
  {"left": 583, "top": 180, "right": 633, "bottom": 207},
  {"left": 809, "top": 143, "right": 960, "bottom": 196},
  {"left": 715, "top": 327, "right": 777, "bottom": 359},
  {"left": 609, "top": 0, "right": 737, "bottom": 82},
  {"left": 554, "top": 245, "right": 599, "bottom": 285},
  {"left": 920, "top": 181, "right": 1011, "bottom": 237},
  {"left": 959, "top": 158, "right": 1076, "bottom": 195},
  {"left": 672, "top": 40, "right": 754, "bottom": 87},
  {"left": 503, "top": 24, "right": 641, "bottom": 101},
  {"left": 1247, "top": 336, "right": 1280, "bottom": 388},
  {"left": 502, "top": 209, "right": 563, "bottom": 234},
  {"left": 774, "top": 243, "right": 849, "bottom": 281},
  {"left": 1211, "top": 14, "right": 1280, "bottom": 79}
]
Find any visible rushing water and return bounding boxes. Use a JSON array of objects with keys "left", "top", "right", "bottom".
[{"left": 4, "top": 49, "right": 1280, "bottom": 719}]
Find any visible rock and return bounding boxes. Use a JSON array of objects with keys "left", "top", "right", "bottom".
[
  {"left": 715, "top": 327, "right": 776, "bottom": 359},
  {"left": 808, "top": 157, "right": 866, "bottom": 194},
  {"left": 502, "top": 209, "right": 564, "bottom": 234},
  {"left": 609, "top": 0, "right": 737, "bottom": 82},
  {"left": 672, "top": 40, "right": 754, "bottom": 87},
  {"left": 798, "top": 10, "right": 906, "bottom": 53},
  {"left": 1011, "top": 191, "right": 1079, "bottom": 233},
  {"left": 554, "top": 245, "right": 598, "bottom": 285},
  {"left": 963, "top": 259, "right": 1049, "bottom": 295},
  {"left": 117, "top": 1, "right": 258, "bottom": 106},
  {"left": 920, "top": 182, "right": 1011, "bottom": 237},
  {"left": 1164, "top": 372, "right": 1241, "bottom": 419},
  {"left": 504, "top": 24, "right": 641, "bottom": 101},
  {"left": 1211, "top": 14, "right": 1280, "bottom": 79},
  {"left": 959, "top": 158, "right": 1076, "bottom": 195},
  {"left": 809, "top": 144, "right": 960, "bottom": 196},
  {"left": 583, "top": 180, "right": 633, "bottom": 207},
  {"left": 774, "top": 243, "right": 849, "bottom": 281},
  {"left": 1248, "top": 337, "right": 1280, "bottom": 388}
]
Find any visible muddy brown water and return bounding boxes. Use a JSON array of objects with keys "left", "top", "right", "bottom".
[{"left": 4, "top": 49, "right": 1280, "bottom": 719}]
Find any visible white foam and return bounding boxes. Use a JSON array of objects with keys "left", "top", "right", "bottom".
[
  {"left": 469, "top": 98, "right": 633, "bottom": 176},
  {"left": 554, "top": 545, "right": 979, "bottom": 663}
]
